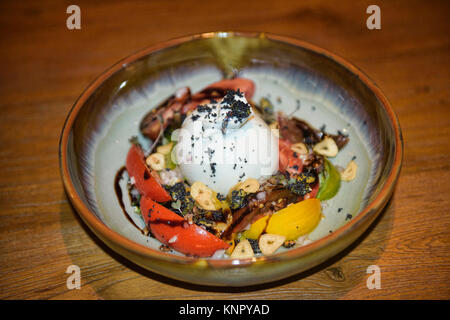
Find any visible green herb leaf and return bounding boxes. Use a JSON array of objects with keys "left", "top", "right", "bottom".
[
  {"left": 317, "top": 159, "right": 341, "bottom": 200},
  {"left": 171, "top": 200, "right": 181, "bottom": 211}
]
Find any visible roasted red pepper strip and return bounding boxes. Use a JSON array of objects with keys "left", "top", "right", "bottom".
[
  {"left": 206, "top": 78, "right": 255, "bottom": 100},
  {"left": 126, "top": 144, "right": 172, "bottom": 202},
  {"left": 278, "top": 139, "right": 304, "bottom": 175},
  {"left": 183, "top": 78, "right": 256, "bottom": 114},
  {"left": 142, "top": 78, "right": 256, "bottom": 139},
  {"left": 140, "top": 196, "right": 230, "bottom": 257},
  {"left": 191, "top": 78, "right": 255, "bottom": 101}
]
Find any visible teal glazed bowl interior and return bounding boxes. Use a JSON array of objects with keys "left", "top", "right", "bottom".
[{"left": 60, "top": 32, "right": 402, "bottom": 287}]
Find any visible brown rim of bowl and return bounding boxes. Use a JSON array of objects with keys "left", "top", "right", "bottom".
[{"left": 59, "top": 31, "right": 403, "bottom": 268}]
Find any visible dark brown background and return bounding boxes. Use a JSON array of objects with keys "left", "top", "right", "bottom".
[{"left": 0, "top": 0, "right": 449, "bottom": 299}]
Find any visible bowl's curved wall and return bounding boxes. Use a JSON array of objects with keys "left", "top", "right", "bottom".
[{"left": 60, "top": 32, "right": 402, "bottom": 286}]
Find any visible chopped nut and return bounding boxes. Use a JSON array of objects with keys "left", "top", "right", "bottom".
[
  {"left": 239, "top": 178, "right": 260, "bottom": 194},
  {"left": 145, "top": 153, "right": 165, "bottom": 171},
  {"left": 341, "top": 160, "right": 357, "bottom": 181},
  {"left": 196, "top": 193, "right": 219, "bottom": 211},
  {"left": 214, "top": 221, "right": 230, "bottom": 233},
  {"left": 291, "top": 142, "right": 308, "bottom": 155},
  {"left": 313, "top": 137, "right": 339, "bottom": 157},
  {"left": 259, "top": 234, "right": 286, "bottom": 255},
  {"left": 231, "top": 178, "right": 260, "bottom": 194},
  {"left": 230, "top": 239, "right": 254, "bottom": 259},
  {"left": 190, "top": 181, "right": 212, "bottom": 199},
  {"left": 190, "top": 181, "right": 220, "bottom": 211}
]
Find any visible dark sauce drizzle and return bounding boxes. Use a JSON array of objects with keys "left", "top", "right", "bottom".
[{"left": 114, "top": 166, "right": 147, "bottom": 234}]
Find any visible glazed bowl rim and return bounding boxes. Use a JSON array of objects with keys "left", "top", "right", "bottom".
[{"left": 59, "top": 31, "right": 403, "bottom": 268}]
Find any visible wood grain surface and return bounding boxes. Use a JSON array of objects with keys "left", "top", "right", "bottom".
[{"left": 0, "top": 0, "right": 449, "bottom": 300}]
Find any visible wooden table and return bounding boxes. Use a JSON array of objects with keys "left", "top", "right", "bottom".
[{"left": 0, "top": 0, "right": 449, "bottom": 300}]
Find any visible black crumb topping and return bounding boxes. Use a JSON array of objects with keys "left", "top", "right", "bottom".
[
  {"left": 210, "top": 163, "right": 217, "bottom": 176},
  {"left": 191, "top": 114, "right": 200, "bottom": 121},
  {"left": 217, "top": 193, "right": 226, "bottom": 201},
  {"left": 222, "top": 89, "right": 243, "bottom": 104},
  {"left": 287, "top": 169, "right": 317, "bottom": 196},
  {"left": 167, "top": 182, "right": 195, "bottom": 215},
  {"left": 222, "top": 90, "right": 236, "bottom": 105},
  {"left": 197, "top": 105, "right": 211, "bottom": 113},
  {"left": 220, "top": 90, "right": 251, "bottom": 132},
  {"left": 247, "top": 238, "right": 261, "bottom": 254},
  {"left": 211, "top": 210, "right": 226, "bottom": 222},
  {"left": 167, "top": 182, "right": 188, "bottom": 199},
  {"left": 346, "top": 214, "right": 353, "bottom": 220},
  {"left": 230, "top": 189, "right": 248, "bottom": 210},
  {"left": 228, "top": 100, "right": 251, "bottom": 121}
]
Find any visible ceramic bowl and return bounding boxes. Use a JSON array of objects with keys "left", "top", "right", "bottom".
[{"left": 59, "top": 32, "right": 403, "bottom": 286}]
